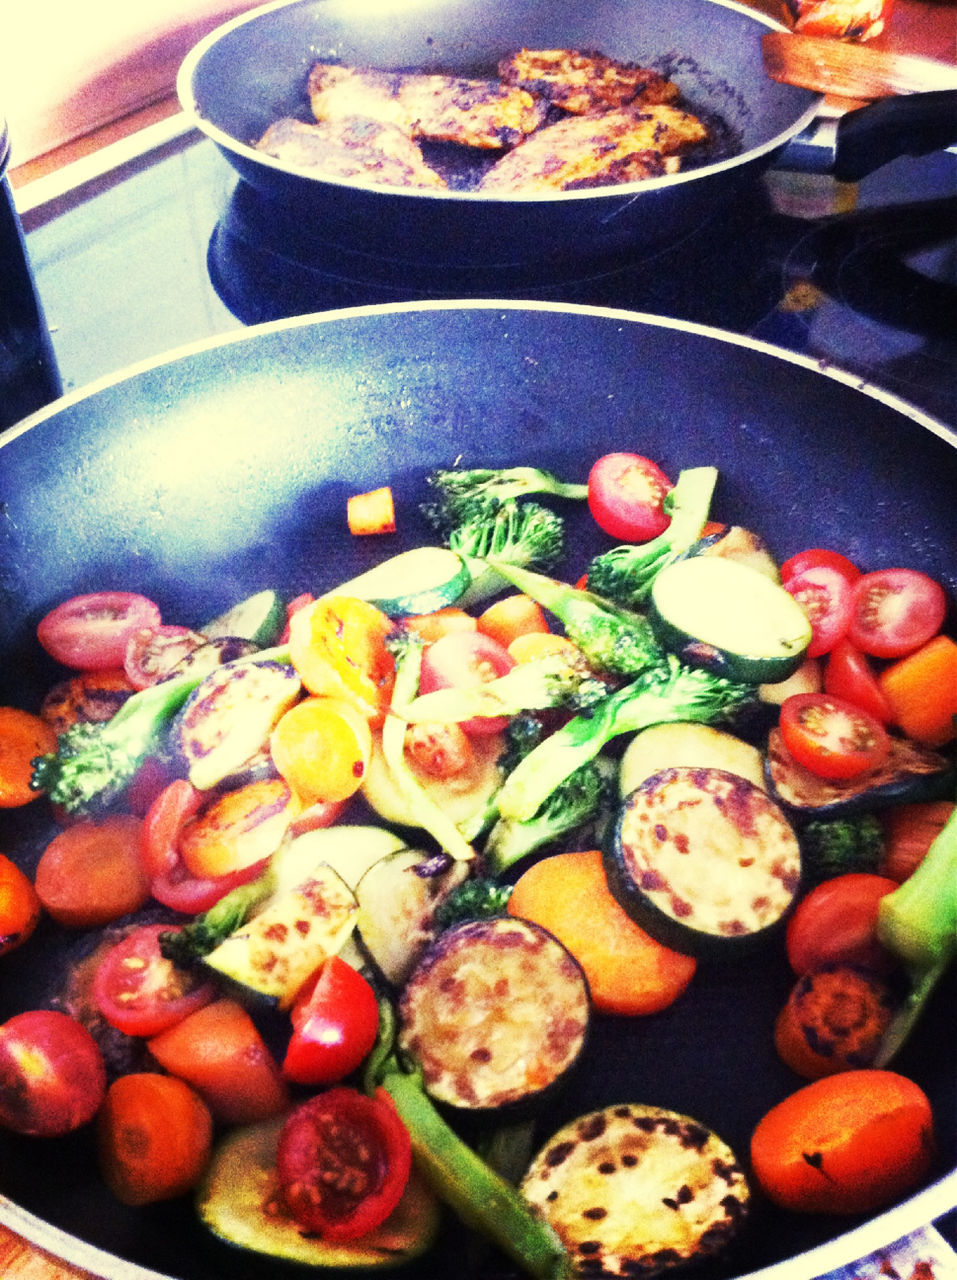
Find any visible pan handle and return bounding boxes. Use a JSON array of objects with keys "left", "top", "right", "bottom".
[{"left": 773, "top": 89, "right": 957, "bottom": 180}]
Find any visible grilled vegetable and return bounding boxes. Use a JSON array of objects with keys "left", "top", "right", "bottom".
[
  {"left": 521, "top": 1104, "right": 750, "bottom": 1276},
  {"left": 618, "top": 721, "right": 765, "bottom": 797},
  {"left": 799, "top": 813, "right": 885, "bottom": 883},
  {"left": 398, "top": 916, "right": 589, "bottom": 1112},
  {"left": 328, "top": 547, "right": 473, "bottom": 617},
  {"left": 605, "top": 766, "right": 802, "bottom": 958},
  {"left": 201, "top": 589, "right": 286, "bottom": 646}
]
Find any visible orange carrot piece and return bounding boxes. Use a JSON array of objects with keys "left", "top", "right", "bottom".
[
  {"left": 0, "top": 707, "right": 58, "bottom": 807},
  {"left": 347, "top": 486, "right": 396, "bottom": 536},
  {"left": 0, "top": 853, "right": 42, "bottom": 957},
  {"left": 477, "top": 594, "right": 550, "bottom": 650},
  {"left": 507, "top": 850, "right": 697, "bottom": 1016},
  {"left": 878, "top": 633, "right": 957, "bottom": 745},
  {"left": 773, "top": 964, "right": 897, "bottom": 1080}
]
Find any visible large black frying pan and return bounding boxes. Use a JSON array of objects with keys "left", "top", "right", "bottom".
[
  {"left": 176, "top": 0, "right": 956, "bottom": 269},
  {"left": 0, "top": 303, "right": 955, "bottom": 1280}
]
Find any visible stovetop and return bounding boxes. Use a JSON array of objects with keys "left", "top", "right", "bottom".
[{"left": 18, "top": 129, "right": 957, "bottom": 425}]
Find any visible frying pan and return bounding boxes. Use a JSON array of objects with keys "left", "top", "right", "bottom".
[
  {"left": 176, "top": 0, "right": 957, "bottom": 268},
  {"left": 0, "top": 302, "right": 955, "bottom": 1280}
]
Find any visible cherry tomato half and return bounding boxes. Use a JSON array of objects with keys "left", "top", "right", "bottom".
[
  {"left": 124, "top": 625, "right": 206, "bottom": 689},
  {"left": 37, "top": 592, "right": 162, "bottom": 671},
  {"left": 779, "top": 692, "right": 891, "bottom": 781},
  {"left": 282, "top": 957, "right": 380, "bottom": 1086},
  {"left": 0, "top": 1010, "right": 107, "bottom": 1136},
  {"left": 93, "top": 923, "right": 218, "bottom": 1038},
  {"left": 824, "top": 638, "right": 893, "bottom": 724},
  {"left": 418, "top": 631, "right": 516, "bottom": 735},
  {"left": 784, "top": 566, "right": 853, "bottom": 659},
  {"left": 587, "top": 452, "right": 673, "bottom": 543},
  {"left": 780, "top": 548, "right": 861, "bottom": 586},
  {"left": 276, "top": 1088, "right": 411, "bottom": 1241},
  {"left": 785, "top": 873, "right": 900, "bottom": 976},
  {"left": 848, "top": 568, "right": 947, "bottom": 660}
]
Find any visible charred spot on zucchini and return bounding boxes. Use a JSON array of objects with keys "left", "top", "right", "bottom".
[
  {"left": 197, "top": 1115, "right": 441, "bottom": 1268},
  {"left": 398, "top": 916, "right": 589, "bottom": 1112},
  {"left": 688, "top": 525, "right": 781, "bottom": 581},
  {"left": 521, "top": 1103, "right": 750, "bottom": 1278},
  {"left": 605, "top": 767, "right": 801, "bottom": 958},
  {"left": 649, "top": 558, "right": 811, "bottom": 684}
]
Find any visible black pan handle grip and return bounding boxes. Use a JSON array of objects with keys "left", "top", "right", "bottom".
[{"left": 833, "top": 89, "right": 957, "bottom": 182}]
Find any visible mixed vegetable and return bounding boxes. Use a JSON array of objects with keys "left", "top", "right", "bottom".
[{"left": 0, "top": 447, "right": 954, "bottom": 1278}]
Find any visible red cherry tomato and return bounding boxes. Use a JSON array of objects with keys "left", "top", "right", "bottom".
[
  {"left": 37, "top": 592, "right": 162, "bottom": 671},
  {"left": 418, "top": 631, "right": 515, "bottom": 735},
  {"left": 587, "top": 452, "right": 673, "bottom": 542},
  {"left": 282, "top": 957, "right": 380, "bottom": 1086},
  {"left": 124, "top": 625, "right": 206, "bottom": 689},
  {"left": 824, "top": 639, "right": 894, "bottom": 724},
  {"left": 785, "top": 874, "right": 901, "bottom": 976},
  {"left": 0, "top": 1010, "right": 106, "bottom": 1136},
  {"left": 276, "top": 1088, "right": 411, "bottom": 1241},
  {"left": 779, "top": 692, "right": 891, "bottom": 781},
  {"left": 848, "top": 568, "right": 947, "bottom": 660},
  {"left": 780, "top": 549, "right": 861, "bottom": 586},
  {"left": 784, "top": 566, "right": 853, "bottom": 658},
  {"left": 141, "top": 779, "right": 268, "bottom": 914},
  {"left": 93, "top": 924, "right": 218, "bottom": 1038}
]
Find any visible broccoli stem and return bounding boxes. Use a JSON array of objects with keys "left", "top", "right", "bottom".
[
  {"left": 159, "top": 866, "right": 278, "bottom": 966},
  {"left": 497, "top": 657, "right": 754, "bottom": 822},
  {"left": 366, "top": 1002, "right": 571, "bottom": 1280},
  {"left": 429, "top": 465, "right": 588, "bottom": 505}
]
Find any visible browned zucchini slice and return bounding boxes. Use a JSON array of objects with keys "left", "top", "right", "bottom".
[{"left": 397, "top": 916, "right": 589, "bottom": 1112}]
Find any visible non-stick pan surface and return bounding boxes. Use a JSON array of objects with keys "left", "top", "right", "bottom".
[
  {"left": 0, "top": 303, "right": 954, "bottom": 1280},
  {"left": 177, "top": 0, "right": 822, "bottom": 267}
]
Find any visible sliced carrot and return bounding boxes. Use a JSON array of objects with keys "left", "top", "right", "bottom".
[
  {"left": 750, "top": 1069, "right": 935, "bottom": 1215},
  {"left": 507, "top": 632, "right": 583, "bottom": 665},
  {"left": 0, "top": 707, "right": 58, "bottom": 807},
  {"left": 507, "top": 850, "right": 697, "bottom": 1016},
  {"left": 880, "top": 800, "right": 955, "bottom": 883},
  {"left": 97, "top": 1072, "right": 213, "bottom": 1206},
  {"left": 178, "top": 777, "right": 299, "bottom": 879},
  {"left": 401, "top": 607, "right": 478, "bottom": 644},
  {"left": 288, "top": 596, "right": 396, "bottom": 723},
  {"left": 270, "top": 695, "right": 373, "bottom": 805},
  {"left": 878, "top": 633, "right": 957, "bottom": 745},
  {"left": 39, "top": 669, "right": 137, "bottom": 735},
  {"left": 773, "top": 964, "right": 897, "bottom": 1080},
  {"left": 347, "top": 486, "right": 396, "bottom": 536},
  {"left": 34, "top": 816, "right": 150, "bottom": 928},
  {"left": 0, "top": 854, "right": 42, "bottom": 957},
  {"left": 477, "top": 594, "right": 550, "bottom": 650}
]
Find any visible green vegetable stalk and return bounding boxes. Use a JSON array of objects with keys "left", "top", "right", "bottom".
[
  {"left": 425, "top": 465, "right": 588, "bottom": 517},
  {"left": 159, "top": 867, "right": 278, "bottom": 966},
  {"left": 365, "top": 1000, "right": 571, "bottom": 1280},
  {"left": 875, "top": 802, "right": 957, "bottom": 1066}
]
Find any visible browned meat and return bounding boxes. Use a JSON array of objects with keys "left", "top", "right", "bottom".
[
  {"left": 478, "top": 103, "right": 709, "bottom": 193},
  {"left": 306, "top": 63, "right": 548, "bottom": 149},
  {"left": 498, "top": 48, "right": 681, "bottom": 115},
  {"left": 254, "top": 115, "right": 446, "bottom": 189}
]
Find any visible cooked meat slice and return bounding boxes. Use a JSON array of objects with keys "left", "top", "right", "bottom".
[
  {"left": 478, "top": 104, "right": 709, "bottom": 193},
  {"left": 498, "top": 48, "right": 681, "bottom": 114},
  {"left": 307, "top": 63, "right": 548, "bottom": 149},
  {"left": 254, "top": 115, "right": 446, "bottom": 189}
]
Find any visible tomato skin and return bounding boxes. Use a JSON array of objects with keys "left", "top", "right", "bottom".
[
  {"left": 124, "top": 625, "right": 205, "bottom": 689},
  {"left": 0, "top": 1010, "right": 107, "bottom": 1136},
  {"left": 779, "top": 693, "right": 891, "bottom": 781},
  {"left": 418, "top": 632, "right": 516, "bottom": 735},
  {"left": 786, "top": 874, "right": 900, "bottom": 976},
  {"left": 784, "top": 566, "right": 853, "bottom": 658},
  {"left": 824, "top": 638, "right": 893, "bottom": 724},
  {"left": 282, "top": 957, "right": 380, "bottom": 1086},
  {"left": 37, "top": 592, "right": 162, "bottom": 671},
  {"left": 93, "top": 924, "right": 218, "bottom": 1038},
  {"left": 781, "top": 549, "right": 861, "bottom": 586},
  {"left": 587, "top": 453, "right": 673, "bottom": 542},
  {"left": 403, "top": 721, "right": 475, "bottom": 780},
  {"left": 848, "top": 568, "right": 947, "bottom": 660},
  {"left": 276, "top": 1088, "right": 412, "bottom": 1241}
]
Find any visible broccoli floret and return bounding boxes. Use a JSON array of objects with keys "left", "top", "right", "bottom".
[
  {"left": 158, "top": 869, "right": 277, "bottom": 966},
  {"left": 484, "top": 757, "right": 616, "bottom": 874},
  {"left": 480, "top": 561, "right": 663, "bottom": 676},
  {"left": 586, "top": 467, "right": 718, "bottom": 608},
  {"left": 497, "top": 655, "right": 756, "bottom": 823},
  {"left": 800, "top": 813, "right": 886, "bottom": 884},
  {"left": 426, "top": 465, "right": 587, "bottom": 523},
  {"left": 435, "top": 877, "right": 514, "bottom": 928},
  {"left": 433, "top": 497, "right": 565, "bottom": 606}
]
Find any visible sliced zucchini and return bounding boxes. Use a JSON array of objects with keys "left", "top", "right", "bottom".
[
  {"left": 398, "top": 916, "right": 590, "bottom": 1112},
  {"left": 605, "top": 766, "right": 802, "bottom": 958},
  {"left": 197, "top": 1116, "right": 441, "bottom": 1269},
  {"left": 167, "top": 636, "right": 260, "bottom": 681},
  {"left": 649, "top": 557, "right": 812, "bottom": 684},
  {"left": 689, "top": 524, "right": 781, "bottom": 581},
  {"left": 203, "top": 862, "right": 357, "bottom": 1007},
  {"left": 521, "top": 1104, "right": 750, "bottom": 1277},
  {"left": 175, "top": 659, "right": 301, "bottom": 790},
  {"left": 618, "top": 722, "right": 765, "bottom": 798},
  {"left": 201, "top": 589, "right": 286, "bottom": 646},
  {"left": 355, "top": 847, "right": 472, "bottom": 987},
  {"left": 274, "top": 823, "right": 409, "bottom": 895},
  {"left": 327, "top": 547, "right": 472, "bottom": 617}
]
